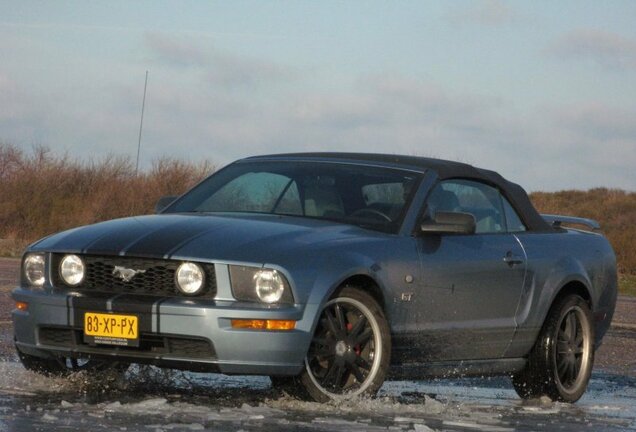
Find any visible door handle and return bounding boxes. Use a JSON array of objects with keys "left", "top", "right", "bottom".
[{"left": 503, "top": 251, "right": 524, "bottom": 266}]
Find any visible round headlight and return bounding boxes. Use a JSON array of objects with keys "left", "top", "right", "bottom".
[
  {"left": 24, "top": 254, "right": 46, "bottom": 287},
  {"left": 60, "top": 254, "right": 85, "bottom": 286},
  {"left": 254, "top": 269, "right": 285, "bottom": 303},
  {"left": 176, "top": 262, "right": 205, "bottom": 295}
]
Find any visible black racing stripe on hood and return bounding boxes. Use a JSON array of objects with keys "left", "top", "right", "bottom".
[
  {"left": 79, "top": 216, "right": 232, "bottom": 258},
  {"left": 122, "top": 218, "right": 231, "bottom": 257},
  {"left": 81, "top": 220, "right": 175, "bottom": 256},
  {"left": 37, "top": 217, "right": 148, "bottom": 254}
]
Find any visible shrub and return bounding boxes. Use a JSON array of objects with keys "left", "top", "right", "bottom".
[
  {"left": 0, "top": 143, "right": 213, "bottom": 254},
  {"left": 530, "top": 189, "right": 636, "bottom": 275},
  {"left": 1, "top": 143, "right": 634, "bottom": 278}
]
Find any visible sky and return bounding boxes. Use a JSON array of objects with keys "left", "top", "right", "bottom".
[{"left": 1, "top": 0, "right": 635, "bottom": 191}]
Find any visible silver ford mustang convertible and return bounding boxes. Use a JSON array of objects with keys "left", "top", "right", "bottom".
[{"left": 12, "top": 153, "right": 617, "bottom": 402}]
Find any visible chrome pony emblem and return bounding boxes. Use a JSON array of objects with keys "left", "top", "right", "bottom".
[{"left": 112, "top": 266, "right": 146, "bottom": 282}]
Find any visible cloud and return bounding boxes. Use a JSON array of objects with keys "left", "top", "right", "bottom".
[
  {"left": 550, "top": 103, "right": 636, "bottom": 168},
  {"left": 145, "top": 33, "right": 210, "bottom": 67},
  {"left": 0, "top": 73, "right": 10, "bottom": 92},
  {"left": 0, "top": 73, "right": 50, "bottom": 144},
  {"left": 271, "top": 77, "right": 635, "bottom": 191},
  {"left": 555, "top": 103, "right": 636, "bottom": 141},
  {"left": 8, "top": 60, "right": 634, "bottom": 191},
  {"left": 549, "top": 29, "right": 636, "bottom": 70},
  {"left": 486, "top": 101, "right": 635, "bottom": 191},
  {"left": 2, "top": 30, "right": 635, "bottom": 192},
  {"left": 288, "top": 74, "right": 507, "bottom": 146},
  {"left": 447, "top": 0, "right": 516, "bottom": 26},
  {"left": 144, "top": 32, "right": 294, "bottom": 89}
]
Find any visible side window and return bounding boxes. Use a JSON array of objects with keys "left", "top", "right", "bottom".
[
  {"left": 502, "top": 197, "right": 527, "bottom": 232},
  {"left": 426, "top": 180, "right": 506, "bottom": 234}
]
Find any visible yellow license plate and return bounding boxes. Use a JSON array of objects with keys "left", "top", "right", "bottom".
[{"left": 84, "top": 312, "right": 138, "bottom": 340}]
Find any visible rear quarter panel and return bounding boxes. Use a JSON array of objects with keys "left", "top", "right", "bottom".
[{"left": 506, "top": 229, "right": 617, "bottom": 357}]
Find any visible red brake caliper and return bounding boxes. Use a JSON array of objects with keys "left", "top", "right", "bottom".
[{"left": 347, "top": 322, "right": 361, "bottom": 355}]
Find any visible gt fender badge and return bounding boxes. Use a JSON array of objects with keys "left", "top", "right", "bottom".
[{"left": 400, "top": 292, "right": 414, "bottom": 302}]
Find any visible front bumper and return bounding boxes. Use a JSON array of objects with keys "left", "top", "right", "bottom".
[{"left": 12, "top": 287, "right": 318, "bottom": 376}]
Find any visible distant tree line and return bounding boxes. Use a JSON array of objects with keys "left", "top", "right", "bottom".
[
  {"left": 530, "top": 189, "right": 636, "bottom": 277},
  {"left": 0, "top": 143, "right": 213, "bottom": 255},
  {"left": 1, "top": 142, "right": 633, "bottom": 287}
]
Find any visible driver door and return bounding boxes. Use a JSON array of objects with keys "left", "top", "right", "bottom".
[{"left": 406, "top": 179, "right": 527, "bottom": 361}]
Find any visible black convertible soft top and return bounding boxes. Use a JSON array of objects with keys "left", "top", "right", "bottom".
[{"left": 246, "top": 152, "right": 552, "bottom": 232}]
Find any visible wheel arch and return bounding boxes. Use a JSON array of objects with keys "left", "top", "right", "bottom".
[
  {"left": 534, "top": 277, "right": 594, "bottom": 332},
  {"left": 330, "top": 274, "right": 386, "bottom": 312},
  {"left": 550, "top": 279, "right": 593, "bottom": 311},
  {"left": 535, "top": 259, "right": 597, "bottom": 330},
  {"left": 305, "top": 270, "right": 388, "bottom": 336}
]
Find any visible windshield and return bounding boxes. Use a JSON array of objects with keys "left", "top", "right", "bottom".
[{"left": 167, "top": 161, "right": 421, "bottom": 233}]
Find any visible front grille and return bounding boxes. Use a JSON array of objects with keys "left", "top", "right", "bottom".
[
  {"left": 39, "top": 327, "right": 74, "bottom": 346},
  {"left": 38, "top": 326, "right": 216, "bottom": 359},
  {"left": 51, "top": 254, "right": 216, "bottom": 298}
]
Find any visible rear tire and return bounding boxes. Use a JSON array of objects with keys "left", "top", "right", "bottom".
[
  {"left": 512, "top": 295, "right": 594, "bottom": 403},
  {"left": 290, "top": 286, "right": 391, "bottom": 402}
]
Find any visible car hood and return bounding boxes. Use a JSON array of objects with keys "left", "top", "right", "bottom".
[{"left": 30, "top": 213, "right": 379, "bottom": 264}]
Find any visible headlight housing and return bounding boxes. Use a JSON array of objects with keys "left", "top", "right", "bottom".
[
  {"left": 229, "top": 265, "right": 293, "bottom": 304},
  {"left": 23, "top": 253, "right": 46, "bottom": 287},
  {"left": 59, "top": 254, "right": 85, "bottom": 286},
  {"left": 175, "top": 262, "right": 205, "bottom": 295}
]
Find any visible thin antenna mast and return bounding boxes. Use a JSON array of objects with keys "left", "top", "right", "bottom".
[{"left": 135, "top": 70, "right": 149, "bottom": 175}]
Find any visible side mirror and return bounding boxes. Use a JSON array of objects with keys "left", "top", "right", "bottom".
[
  {"left": 420, "top": 211, "right": 476, "bottom": 235},
  {"left": 155, "top": 195, "right": 178, "bottom": 214}
]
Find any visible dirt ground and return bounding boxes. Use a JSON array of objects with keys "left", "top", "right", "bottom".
[{"left": 1, "top": 257, "right": 634, "bottom": 375}]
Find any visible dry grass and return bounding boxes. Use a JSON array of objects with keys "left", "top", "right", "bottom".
[
  {"left": 530, "top": 189, "right": 636, "bottom": 296},
  {"left": 618, "top": 274, "right": 636, "bottom": 297},
  {"left": 530, "top": 189, "right": 636, "bottom": 276},
  {"left": 0, "top": 143, "right": 213, "bottom": 254}
]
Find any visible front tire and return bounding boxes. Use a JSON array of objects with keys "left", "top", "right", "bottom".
[
  {"left": 512, "top": 295, "right": 594, "bottom": 403},
  {"left": 295, "top": 287, "right": 391, "bottom": 402}
]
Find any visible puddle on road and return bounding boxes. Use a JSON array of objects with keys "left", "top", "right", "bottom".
[{"left": 0, "top": 360, "right": 635, "bottom": 431}]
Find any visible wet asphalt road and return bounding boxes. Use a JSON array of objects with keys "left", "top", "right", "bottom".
[{"left": 1, "top": 258, "right": 635, "bottom": 431}]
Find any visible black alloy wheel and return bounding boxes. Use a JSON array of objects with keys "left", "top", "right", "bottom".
[
  {"left": 512, "top": 295, "right": 594, "bottom": 403},
  {"left": 299, "top": 287, "right": 391, "bottom": 402},
  {"left": 555, "top": 307, "right": 589, "bottom": 390}
]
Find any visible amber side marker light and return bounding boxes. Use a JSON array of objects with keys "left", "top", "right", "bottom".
[
  {"left": 231, "top": 319, "right": 296, "bottom": 330},
  {"left": 16, "top": 302, "right": 28, "bottom": 311}
]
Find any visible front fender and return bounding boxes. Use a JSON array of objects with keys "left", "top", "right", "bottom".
[
  {"left": 268, "top": 235, "right": 419, "bottom": 340},
  {"left": 306, "top": 253, "right": 381, "bottom": 306}
]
